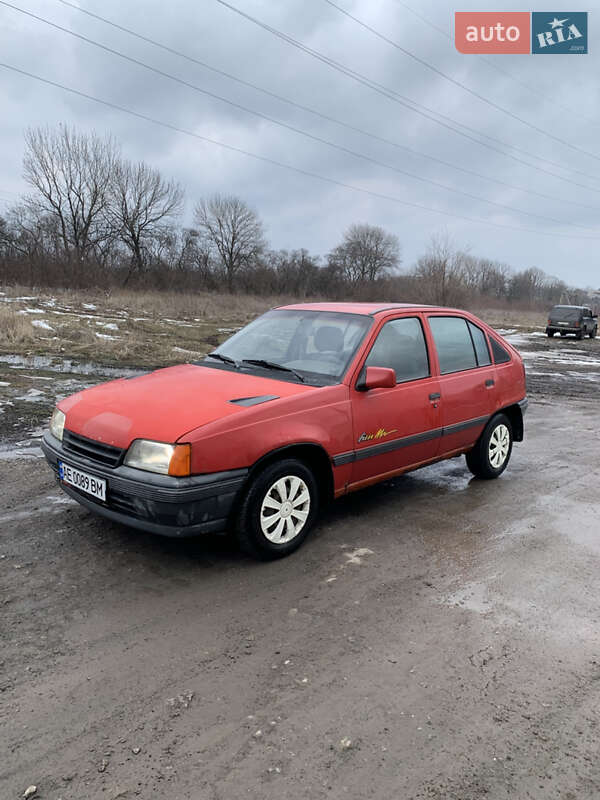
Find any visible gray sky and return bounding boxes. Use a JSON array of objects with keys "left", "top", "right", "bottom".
[{"left": 1, "top": 0, "right": 599, "bottom": 287}]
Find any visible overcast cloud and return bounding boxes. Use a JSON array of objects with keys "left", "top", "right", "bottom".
[{"left": 1, "top": 0, "right": 599, "bottom": 287}]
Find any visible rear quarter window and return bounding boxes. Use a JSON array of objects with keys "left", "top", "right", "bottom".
[{"left": 490, "top": 337, "right": 511, "bottom": 364}]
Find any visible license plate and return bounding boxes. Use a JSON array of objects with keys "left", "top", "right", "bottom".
[
  {"left": 59, "top": 461, "right": 106, "bottom": 501},
  {"left": 558, "top": 322, "right": 568, "bottom": 326}
]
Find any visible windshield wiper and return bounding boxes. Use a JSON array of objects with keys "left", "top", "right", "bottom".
[
  {"left": 206, "top": 351, "right": 240, "bottom": 368},
  {"left": 241, "top": 359, "right": 306, "bottom": 383}
]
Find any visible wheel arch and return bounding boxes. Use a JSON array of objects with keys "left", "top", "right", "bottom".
[
  {"left": 245, "top": 443, "right": 335, "bottom": 505},
  {"left": 496, "top": 404, "right": 523, "bottom": 442}
]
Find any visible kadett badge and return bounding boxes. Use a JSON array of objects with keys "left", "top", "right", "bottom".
[{"left": 358, "top": 428, "right": 397, "bottom": 443}]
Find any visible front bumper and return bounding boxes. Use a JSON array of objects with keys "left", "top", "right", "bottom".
[{"left": 41, "top": 432, "right": 248, "bottom": 537}]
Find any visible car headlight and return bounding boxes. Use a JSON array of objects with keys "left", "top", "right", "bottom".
[
  {"left": 123, "top": 440, "right": 191, "bottom": 476},
  {"left": 49, "top": 407, "right": 66, "bottom": 442}
]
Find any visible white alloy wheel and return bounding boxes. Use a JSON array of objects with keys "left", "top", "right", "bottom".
[
  {"left": 488, "top": 424, "right": 510, "bottom": 469},
  {"left": 260, "top": 475, "right": 310, "bottom": 543}
]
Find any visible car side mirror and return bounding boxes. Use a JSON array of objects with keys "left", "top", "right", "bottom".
[{"left": 356, "top": 366, "right": 396, "bottom": 391}]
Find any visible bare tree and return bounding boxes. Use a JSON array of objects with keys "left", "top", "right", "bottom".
[
  {"left": 415, "top": 232, "right": 469, "bottom": 305},
  {"left": 23, "top": 125, "right": 118, "bottom": 262},
  {"left": 327, "top": 223, "right": 400, "bottom": 285},
  {"left": 108, "top": 160, "right": 183, "bottom": 282},
  {"left": 194, "top": 194, "right": 266, "bottom": 292}
]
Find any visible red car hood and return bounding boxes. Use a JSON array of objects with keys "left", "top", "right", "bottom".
[{"left": 59, "top": 364, "right": 314, "bottom": 448}]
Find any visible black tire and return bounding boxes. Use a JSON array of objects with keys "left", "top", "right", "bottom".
[
  {"left": 547, "top": 330, "right": 555, "bottom": 338},
  {"left": 466, "top": 413, "right": 513, "bottom": 480},
  {"left": 560, "top": 331, "right": 567, "bottom": 337},
  {"left": 589, "top": 327, "right": 597, "bottom": 339},
  {"left": 235, "top": 458, "right": 319, "bottom": 559},
  {"left": 577, "top": 330, "right": 584, "bottom": 340}
]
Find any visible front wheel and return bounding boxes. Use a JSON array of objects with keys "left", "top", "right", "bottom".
[
  {"left": 466, "top": 414, "right": 513, "bottom": 480},
  {"left": 235, "top": 458, "right": 319, "bottom": 559},
  {"left": 547, "top": 330, "right": 555, "bottom": 338},
  {"left": 576, "top": 330, "right": 584, "bottom": 340},
  {"left": 590, "top": 327, "right": 597, "bottom": 339}
]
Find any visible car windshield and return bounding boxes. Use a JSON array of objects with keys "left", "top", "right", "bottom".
[
  {"left": 550, "top": 306, "right": 581, "bottom": 321},
  {"left": 204, "top": 309, "right": 372, "bottom": 384}
]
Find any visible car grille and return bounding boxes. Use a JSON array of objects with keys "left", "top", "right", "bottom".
[{"left": 62, "top": 430, "right": 124, "bottom": 468}]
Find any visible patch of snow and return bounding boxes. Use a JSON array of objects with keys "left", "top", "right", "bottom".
[
  {"left": 31, "top": 319, "right": 54, "bottom": 331},
  {"left": 172, "top": 346, "right": 201, "bottom": 355},
  {"left": 83, "top": 302, "right": 97, "bottom": 310},
  {"left": 16, "top": 388, "right": 46, "bottom": 403},
  {"left": 0, "top": 381, "right": 10, "bottom": 387},
  {"left": 520, "top": 350, "right": 600, "bottom": 368},
  {"left": 19, "top": 307, "right": 44, "bottom": 314},
  {"left": 0, "top": 443, "right": 43, "bottom": 462},
  {"left": 163, "top": 318, "right": 197, "bottom": 327},
  {"left": 344, "top": 547, "right": 374, "bottom": 565},
  {"left": 95, "top": 321, "right": 118, "bottom": 331},
  {"left": 0, "top": 354, "right": 142, "bottom": 378},
  {"left": 95, "top": 332, "right": 118, "bottom": 341}
]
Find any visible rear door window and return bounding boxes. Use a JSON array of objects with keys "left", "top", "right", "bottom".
[
  {"left": 468, "top": 322, "right": 491, "bottom": 367},
  {"left": 365, "top": 317, "right": 430, "bottom": 383},
  {"left": 428, "top": 316, "right": 477, "bottom": 375}
]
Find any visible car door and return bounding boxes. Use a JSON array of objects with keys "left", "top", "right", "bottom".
[
  {"left": 427, "top": 315, "right": 497, "bottom": 454},
  {"left": 349, "top": 315, "right": 442, "bottom": 486}
]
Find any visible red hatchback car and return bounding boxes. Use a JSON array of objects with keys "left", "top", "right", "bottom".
[{"left": 42, "top": 303, "right": 527, "bottom": 558}]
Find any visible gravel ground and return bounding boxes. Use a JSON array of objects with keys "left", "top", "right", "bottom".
[{"left": 1, "top": 329, "right": 599, "bottom": 800}]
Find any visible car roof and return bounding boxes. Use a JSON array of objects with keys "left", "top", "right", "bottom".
[{"left": 275, "top": 302, "right": 447, "bottom": 316}]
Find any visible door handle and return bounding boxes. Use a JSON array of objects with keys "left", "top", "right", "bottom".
[
  {"left": 429, "top": 392, "right": 441, "bottom": 401},
  {"left": 485, "top": 379, "right": 495, "bottom": 388}
]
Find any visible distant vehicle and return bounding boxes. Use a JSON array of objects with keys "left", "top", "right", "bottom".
[
  {"left": 546, "top": 305, "right": 597, "bottom": 339},
  {"left": 42, "top": 304, "right": 527, "bottom": 559}
]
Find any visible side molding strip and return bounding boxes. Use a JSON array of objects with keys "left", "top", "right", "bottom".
[{"left": 332, "top": 414, "right": 490, "bottom": 467}]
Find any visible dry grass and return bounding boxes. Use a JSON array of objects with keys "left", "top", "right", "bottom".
[
  {"left": 0, "top": 285, "right": 291, "bottom": 368},
  {"left": 0, "top": 306, "right": 37, "bottom": 346},
  {"left": 0, "top": 285, "right": 289, "bottom": 321},
  {"left": 474, "top": 307, "right": 547, "bottom": 330},
  {"left": 0, "top": 284, "right": 548, "bottom": 368}
]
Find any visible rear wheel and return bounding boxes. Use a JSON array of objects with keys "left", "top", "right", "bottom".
[
  {"left": 466, "top": 414, "right": 513, "bottom": 480},
  {"left": 560, "top": 331, "right": 567, "bottom": 337},
  {"left": 547, "top": 330, "right": 555, "bottom": 338},
  {"left": 235, "top": 458, "right": 319, "bottom": 559}
]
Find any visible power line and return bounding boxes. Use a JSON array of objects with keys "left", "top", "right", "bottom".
[
  {"left": 2, "top": 62, "right": 599, "bottom": 241},
  {"left": 214, "top": 0, "right": 600, "bottom": 187},
  {"left": 322, "top": 0, "right": 599, "bottom": 162},
  {"left": 390, "top": 0, "right": 598, "bottom": 127},
  {"left": 50, "top": 0, "right": 600, "bottom": 215},
  {"left": 4, "top": 3, "right": 596, "bottom": 231}
]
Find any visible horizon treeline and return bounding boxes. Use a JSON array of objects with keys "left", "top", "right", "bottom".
[{"left": 0, "top": 124, "right": 596, "bottom": 311}]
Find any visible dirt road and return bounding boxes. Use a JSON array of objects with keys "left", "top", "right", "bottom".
[{"left": 2, "top": 335, "right": 600, "bottom": 799}]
